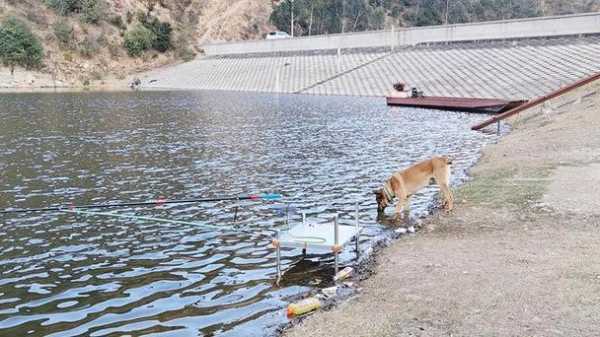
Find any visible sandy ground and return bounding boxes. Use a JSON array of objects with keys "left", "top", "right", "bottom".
[
  {"left": 0, "top": 67, "right": 132, "bottom": 92},
  {"left": 284, "top": 81, "right": 600, "bottom": 337}
]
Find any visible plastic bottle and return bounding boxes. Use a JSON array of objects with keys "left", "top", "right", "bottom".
[
  {"left": 333, "top": 267, "right": 353, "bottom": 281},
  {"left": 287, "top": 297, "right": 321, "bottom": 317}
]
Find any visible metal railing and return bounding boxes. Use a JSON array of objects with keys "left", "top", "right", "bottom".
[{"left": 471, "top": 72, "right": 600, "bottom": 131}]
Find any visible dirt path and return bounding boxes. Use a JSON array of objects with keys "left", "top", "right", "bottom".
[{"left": 284, "top": 80, "right": 600, "bottom": 337}]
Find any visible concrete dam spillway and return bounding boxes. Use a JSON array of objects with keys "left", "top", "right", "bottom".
[{"left": 139, "top": 13, "right": 600, "bottom": 101}]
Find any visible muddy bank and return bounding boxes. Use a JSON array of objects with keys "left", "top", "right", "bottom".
[{"left": 283, "top": 80, "right": 600, "bottom": 337}]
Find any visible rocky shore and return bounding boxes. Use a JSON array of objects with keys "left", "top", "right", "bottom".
[{"left": 283, "top": 80, "right": 600, "bottom": 336}]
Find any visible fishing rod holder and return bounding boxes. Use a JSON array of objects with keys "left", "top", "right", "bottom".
[{"left": 274, "top": 202, "right": 363, "bottom": 284}]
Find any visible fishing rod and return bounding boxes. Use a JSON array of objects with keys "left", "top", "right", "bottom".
[
  {"left": 0, "top": 193, "right": 282, "bottom": 215},
  {"left": 62, "top": 209, "right": 240, "bottom": 231}
]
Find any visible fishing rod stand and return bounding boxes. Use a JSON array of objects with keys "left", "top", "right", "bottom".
[{"left": 273, "top": 203, "right": 363, "bottom": 284}]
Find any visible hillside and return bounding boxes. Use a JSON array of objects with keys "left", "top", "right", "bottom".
[
  {"left": 0, "top": 0, "right": 274, "bottom": 88},
  {"left": 0, "top": 0, "right": 598, "bottom": 89},
  {"left": 270, "top": 0, "right": 600, "bottom": 36}
]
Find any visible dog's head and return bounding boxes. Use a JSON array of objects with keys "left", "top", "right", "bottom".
[{"left": 373, "top": 188, "right": 389, "bottom": 213}]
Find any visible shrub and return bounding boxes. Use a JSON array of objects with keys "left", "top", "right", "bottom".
[
  {"left": 26, "top": 7, "right": 49, "bottom": 25},
  {"left": 138, "top": 13, "right": 171, "bottom": 53},
  {"left": 46, "top": 0, "right": 106, "bottom": 24},
  {"left": 53, "top": 21, "right": 73, "bottom": 47},
  {"left": 123, "top": 23, "right": 154, "bottom": 57},
  {"left": 126, "top": 11, "right": 134, "bottom": 24},
  {"left": 108, "top": 41, "right": 122, "bottom": 57},
  {"left": 79, "top": 33, "right": 100, "bottom": 58},
  {"left": 0, "top": 17, "right": 44, "bottom": 72},
  {"left": 45, "top": 0, "right": 80, "bottom": 16},
  {"left": 149, "top": 20, "right": 171, "bottom": 52},
  {"left": 63, "top": 51, "right": 73, "bottom": 62},
  {"left": 173, "top": 29, "right": 195, "bottom": 62},
  {"left": 109, "top": 15, "right": 125, "bottom": 30},
  {"left": 179, "top": 47, "right": 196, "bottom": 62},
  {"left": 80, "top": 0, "right": 105, "bottom": 24}
]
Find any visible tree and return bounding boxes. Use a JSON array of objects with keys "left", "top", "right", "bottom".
[
  {"left": 0, "top": 17, "right": 44, "bottom": 74},
  {"left": 123, "top": 23, "right": 154, "bottom": 57},
  {"left": 269, "top": 0, "right": 585, "bottom": 35}
]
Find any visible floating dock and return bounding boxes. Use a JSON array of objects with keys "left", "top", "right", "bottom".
[{"left": 386, "top": 96, "right": 526, "bottom": 114}]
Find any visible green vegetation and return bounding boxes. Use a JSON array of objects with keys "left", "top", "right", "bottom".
[
  {"left": 45, "top": 0, "right": 79, "bottom": 16},
  {"left": 123, "top": 12, "right": 172, "bottom": 57},
  {"left": 0, "top": 17, "right": 44, "bottom": 73},
  {"left": 138, "top": 13, "right": 172, "bottom": 53},
  {"left": 173, "top": 28, "right": 196, "bottom": 62},
  {"left": 80, "top": 0, "right": 105, "bottom": 24},
  {"left": 458, "top": 166, "right": 554, "bottom": 209},
  {"left": 79, "top": 33, "right": 100, "bottom": 58},
  {"left": 150, "top": 20, "right": 171, "bottom": 52},
  {"left": 108, "top": 15, "right": 125, "bottom": 30},
  {"left": 45, "top": 0, "right": 106, "bottom": 24},
  {"left": 180, "top": 48, "right": 196, "bottom": 62},
  {"left": 270, "top": 0, "right": 598, "bottom": 36},
  {"left": 123, "top": 23, "right": 154, "bottom": 57},
  {"left": 53, "top": 21, "right": 73, "bottom": 47}
]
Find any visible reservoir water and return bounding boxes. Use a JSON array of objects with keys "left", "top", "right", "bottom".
[{"left": 0, "top": 91, "right": 496, "bottom": 336}]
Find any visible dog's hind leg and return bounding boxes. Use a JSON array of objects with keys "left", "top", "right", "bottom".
[
  {"left": 433, "top": 167, "right": 454, "bottom": 211},
  {"left": 439, "top": 183, "right": 454, "bottom": 210}
]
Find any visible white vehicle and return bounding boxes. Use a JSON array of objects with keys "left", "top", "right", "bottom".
[{"left": 266, "top": 31, "right": 291, "bottom": 40}]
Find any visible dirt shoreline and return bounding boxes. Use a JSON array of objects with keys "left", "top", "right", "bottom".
[
  {"left": 0, "top": 81, "right": 130, "bottom": 93},
  {"left": 0, "top": 67, "right": 133, "bottom": 93},
  {"left": 283, "top": 80, "right": 600, "bottom": 337}
]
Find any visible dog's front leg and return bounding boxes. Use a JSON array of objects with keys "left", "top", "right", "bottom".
[{"left": 395, "top": 195, "right": 408, "bottom": 219}]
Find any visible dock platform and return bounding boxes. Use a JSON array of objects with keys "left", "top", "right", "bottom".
[{"left": 386, "top": 96, "right": 526, "bottom": 113}]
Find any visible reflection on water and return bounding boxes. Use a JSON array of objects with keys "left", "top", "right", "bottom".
[{"left": 0, "top": 91, "right": 496, "bottom": 336}]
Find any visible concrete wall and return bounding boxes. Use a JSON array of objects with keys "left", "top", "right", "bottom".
[{"left": 202, "top": 12, "right": 600, "bottom": 56}]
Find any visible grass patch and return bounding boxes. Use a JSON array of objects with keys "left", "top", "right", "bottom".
[{"left": 458, "top": 166, "right": 554, "bottom": 209}]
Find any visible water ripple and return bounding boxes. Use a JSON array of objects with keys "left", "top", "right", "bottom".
[{"left": 0, "top": 91, "right": 498, "bottom": 336}]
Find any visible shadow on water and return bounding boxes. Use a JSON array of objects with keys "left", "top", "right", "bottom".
[{"left": 0, "top": 90, "right": 499, "bottom": 336}]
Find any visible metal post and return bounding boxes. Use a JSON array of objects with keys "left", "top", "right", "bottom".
[
  {"left": 285, "top": 203, "right": 290, "bottom": 230},
  {"left": 334, "top": 214, "right": 339, "bottom": 275},
  {"left": 355, "top": 203, "right": 360, "bottom": 261},
  {"left": 496, "top": 121, "right": 501, "bottom": 135},
  {"left": 301, "top": 212, "right": 308, "bottom": 256},
  {"left": 290, "top": 0, "right": 294, "bottom": 38},
  {"left": 390, "top": 26, "right": 394, "bottom": 52},
  {"left": 276, "top": 229, "right": 281, "bottom": 285}
]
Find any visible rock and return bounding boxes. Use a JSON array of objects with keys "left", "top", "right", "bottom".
[
  {"left": 321, "top": 286, "right": 338, "bottom": 298},
  {"left": 395, "top": 227, "right": 408, "bottom": 235}
]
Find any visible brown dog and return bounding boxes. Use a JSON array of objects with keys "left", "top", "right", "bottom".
[{"left": 374, "top": 156, "right": 454, "bottom": 215}]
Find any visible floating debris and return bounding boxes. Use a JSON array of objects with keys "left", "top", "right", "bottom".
[
  {"left": 333, "top": 267, "right": 353, "bottom": 282},
  {"left": 287, "top": 297, "right": 321, "bottom": 317}
]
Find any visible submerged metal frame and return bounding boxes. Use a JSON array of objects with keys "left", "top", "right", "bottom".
[{"left": 275, "top": 203, "right": 362, "bottom": 284}]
